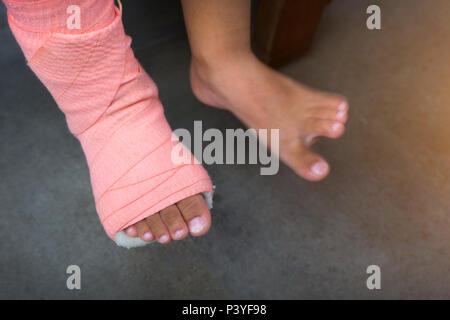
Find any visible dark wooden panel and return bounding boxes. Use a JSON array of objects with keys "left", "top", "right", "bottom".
[{"left": 254, "top": 0, "right": 331, "bottom": 67}]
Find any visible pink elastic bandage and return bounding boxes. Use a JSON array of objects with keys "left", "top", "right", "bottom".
[{"left": 4, "top": 0, "right": 213, "bottom": 248}]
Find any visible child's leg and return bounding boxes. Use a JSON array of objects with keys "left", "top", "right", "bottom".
[
  {"left": 182, "top": 0, "right": 349, "bottom": 181},
  {"left": 4, "top": 0, "right": 213, "bottom": 248}
]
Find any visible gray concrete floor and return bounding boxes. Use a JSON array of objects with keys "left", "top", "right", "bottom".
[{"left": 1, "top": 0, "right": 450, "bottom": 299}]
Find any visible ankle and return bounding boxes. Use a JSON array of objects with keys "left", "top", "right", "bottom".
[
  {"left": 189, "top": 58, "right": 225, "bottom": 108},
  {"left": 190, "top": 50, "right": 258, "bottom": 107},
  {"left": 192, "top": 49, "right": 256, "bottom": 78}
]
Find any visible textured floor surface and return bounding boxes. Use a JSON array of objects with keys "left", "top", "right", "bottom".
[{"left": 1, "top": 0, "right": 450, "bottom": 299}]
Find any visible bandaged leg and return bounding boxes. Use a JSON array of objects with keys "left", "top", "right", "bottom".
[{"left": 4, "top": 0, "right": 213, "bottom": 248}]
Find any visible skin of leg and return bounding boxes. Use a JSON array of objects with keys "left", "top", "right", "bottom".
[
  {"left": 181, "top": 0, "right": 252, "bottom": 61},
  {"left": 181, "top": 0, "right": 349, "bottom": 181}
]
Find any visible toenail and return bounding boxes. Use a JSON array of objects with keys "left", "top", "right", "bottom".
[
  {"left": 305, "top": 135, "right": 315, "bottom": 145},
  {"left": 126, "top": 227, "right": 136, "bottom": 235},
  {"left": 332, "top": 122, "right": 342, "bottom": 131},
  {"left": 189, "top": 217, "right": 204, "bottom": 234},
  {"left": 142, "top": 232, "right": 152, "bottom": 241},
  {"left": 336, "top": 110, "right": 346, "bottom": 120},
  {"left": 338, "top": 101, "right": 348, "bottom": 111},
  {"left": 159, "top": 234, "right": 169, "bottom": 243},
  {"left": 311, "top": 162, "right": 329, "bottom": 176},
  {"left": 174, "top": 229, "right": 185, "bottom": 239}
]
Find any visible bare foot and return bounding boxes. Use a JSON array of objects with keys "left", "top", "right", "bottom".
[{"left": 190, "top": 53, "right": 348, "bottom": 181}]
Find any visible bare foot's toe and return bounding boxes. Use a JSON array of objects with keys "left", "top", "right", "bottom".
[
  {"left": 282, "top": 143, "right": 330, "bottom": 181},
  {"left": 160, "top": 205, "right": 189, "bottom": 240},
  {"left": 146, "top": 213, "right": 171, "bottom": 244},
  {"left": 303, "top": 118, "right": 345, "bottom": 145},
  {"left": 335, "top": 100, "right": 349, "bottom": 122},
  {"left": 135, "top": 220, "right": 154, "bottom": 242},
  {"left": 307, "top": 106, "right": 348, "bottom": 123},
  {"left": 177, "top": 194, "right": 212, "bottom": 237}
]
